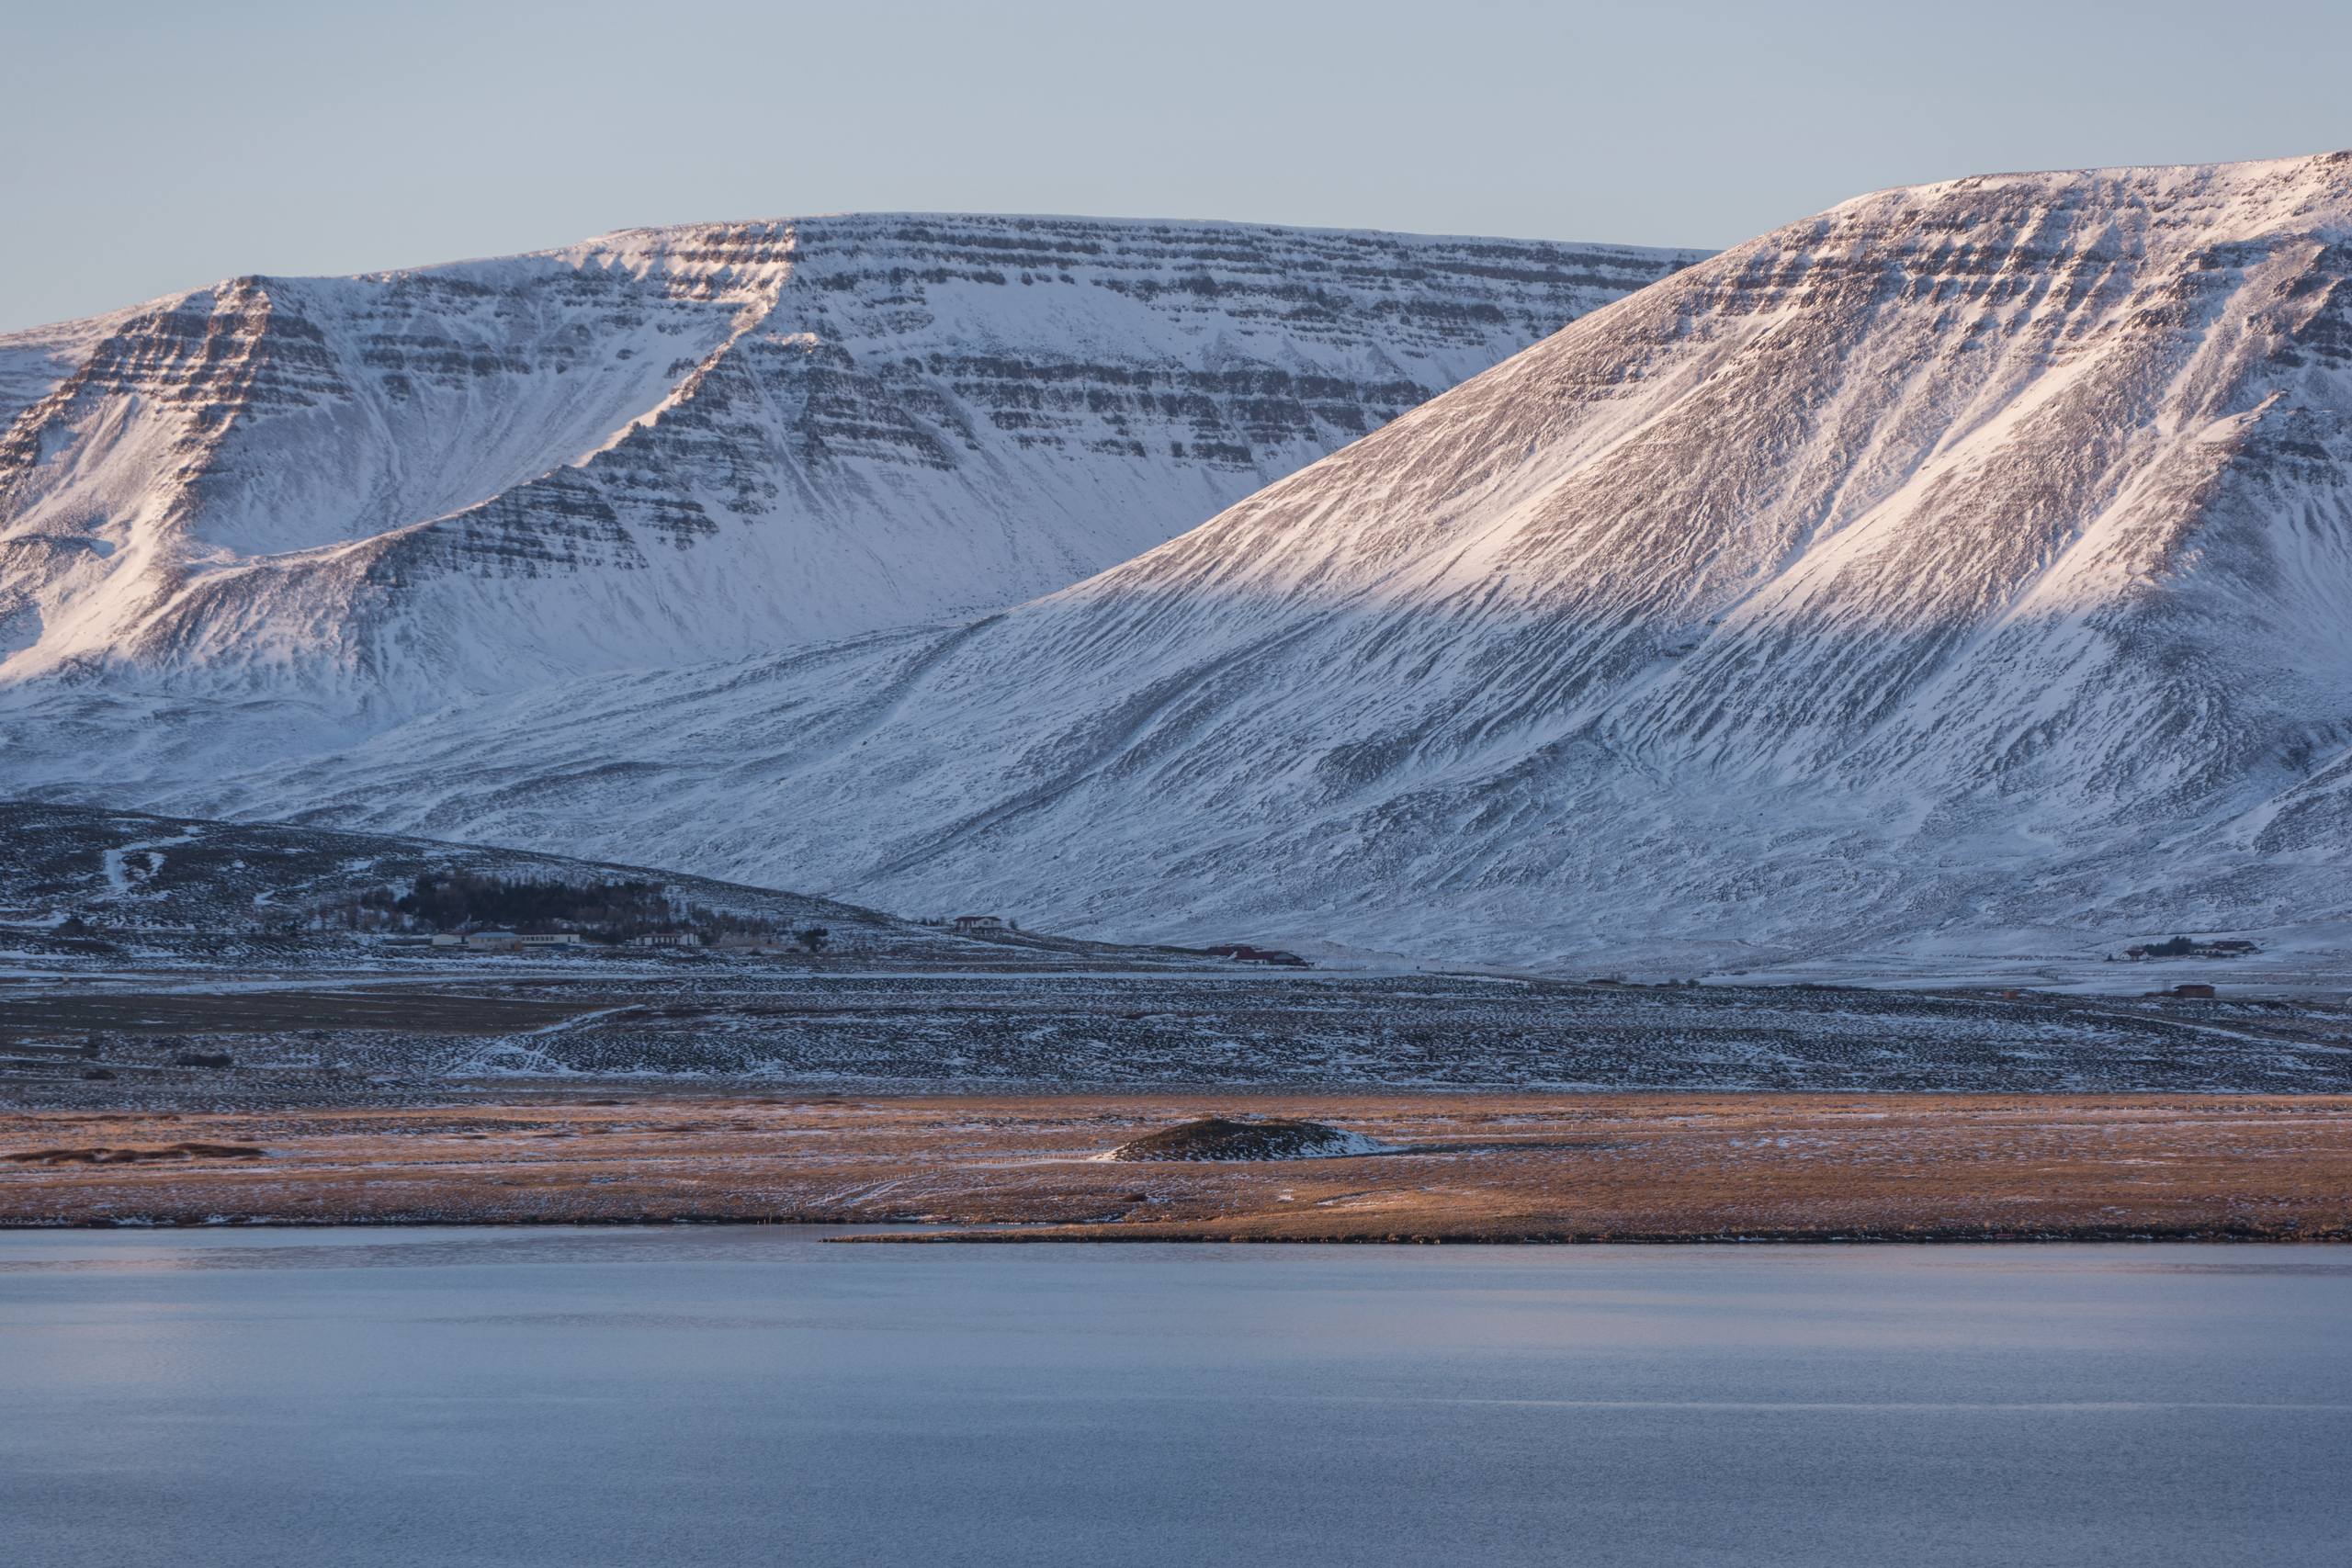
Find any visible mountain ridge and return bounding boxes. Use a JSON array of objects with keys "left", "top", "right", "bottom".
[
  {"left": 74, "top": 149, "right": 2344, "bottom": 975},
  {"left": 0, "top": 213, "right": 1701, "bottom": 726},
  {"left": 12, "top": 153, "right": 2352, "bottom": 976}
]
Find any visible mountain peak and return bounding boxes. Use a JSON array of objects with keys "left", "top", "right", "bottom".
[
  {"left": 0, "top": 214, "right": 1702, "bottom": 709},
  {"left": 15, "top": 157, "right": 2352, "bottom": 976},
  {"left": 117, "top": 150, "right": 2352, "bottom": 976}
]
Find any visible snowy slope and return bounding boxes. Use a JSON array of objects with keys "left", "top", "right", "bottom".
[
  {"left": 0, "top": 216, "right": 1697, "bottom": 723},
  {"left": 16, "top": 154, "right": 2352, "bottom": 976},
  {"left": 66, "top": 150, "right": 2352, "bottom": 977}
]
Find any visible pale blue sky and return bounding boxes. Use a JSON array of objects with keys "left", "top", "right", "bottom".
[{"left": 6, "top": 0, "right": 2349, "bottom": 332}]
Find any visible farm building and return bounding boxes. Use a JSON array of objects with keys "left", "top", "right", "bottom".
[{"left": 1204, "top": 942, "right": 1311, "bottom": 968}]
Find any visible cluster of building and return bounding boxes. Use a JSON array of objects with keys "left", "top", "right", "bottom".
[
  {"left": 2120, "top": 936, "right": 2259, "bottom": 961},
  {"left": 392, "top": 930, "right": 705, "bottom": 953},
  {"left": 1203, "top": 942, "right": 1311, "bottom": 967},
  {"left": 376, "top": 908, "right": 1099, "bottom": 956}
]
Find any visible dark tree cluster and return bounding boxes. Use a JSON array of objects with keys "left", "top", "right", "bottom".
[
  {"left": 383, "top": 870, "right": 686, "bottom": 935},
  {"left": 300, "top": 870, "right": 829, "bottom": 949}
]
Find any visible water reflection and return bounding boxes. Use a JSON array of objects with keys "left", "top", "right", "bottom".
[{"left": 5, "top": 1232, "right": 2347, "bottom": 1567}]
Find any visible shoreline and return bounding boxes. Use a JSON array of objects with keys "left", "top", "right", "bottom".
[
  {"left": 6, "top": 1218, "right": 2336, "bottom": 1244},
  {"left": 840, "top": 1224, "right": 2352, "bottom": 1245}
]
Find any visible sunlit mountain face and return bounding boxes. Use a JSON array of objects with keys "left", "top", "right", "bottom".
[{"left": 12, "top": 156, "right": 2352, "bottom": 976}]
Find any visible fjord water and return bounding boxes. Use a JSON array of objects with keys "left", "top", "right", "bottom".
[{"left": 4, "top": 1232, "right": 2346, "bottom": 1567}]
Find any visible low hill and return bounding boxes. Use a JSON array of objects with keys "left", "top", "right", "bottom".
[{"left": 0, "top": 801, "right": 1166, "bottom": 967}]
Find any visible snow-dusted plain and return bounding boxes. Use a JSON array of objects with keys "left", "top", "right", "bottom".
[
  {"left": 12, "top": 964, "right": 2352, "bottom": 1100},
  {"left": 8, "top": 155, "right": 2352, "bottom": 984}
]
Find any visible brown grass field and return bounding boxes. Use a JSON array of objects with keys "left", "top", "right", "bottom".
[{"left": 4, "top": 1090, "right": 2349, "bottom": 1241}]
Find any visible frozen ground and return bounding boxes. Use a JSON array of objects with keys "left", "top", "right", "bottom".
[{"left": 5, "top": 969, "right": 2349, "bottom": 1105}]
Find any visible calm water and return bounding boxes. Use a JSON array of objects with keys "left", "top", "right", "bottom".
[{"left": 3, "top": 1231, "right": 2347, "bottom": 1567}]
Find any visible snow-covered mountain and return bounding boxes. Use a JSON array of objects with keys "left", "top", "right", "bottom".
[
  {"left": 17, "top": 153, "right": 2352, "bottom": 977},
  {"left": 0, "top": 215, "right": 1697, "bottom": 724}
]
